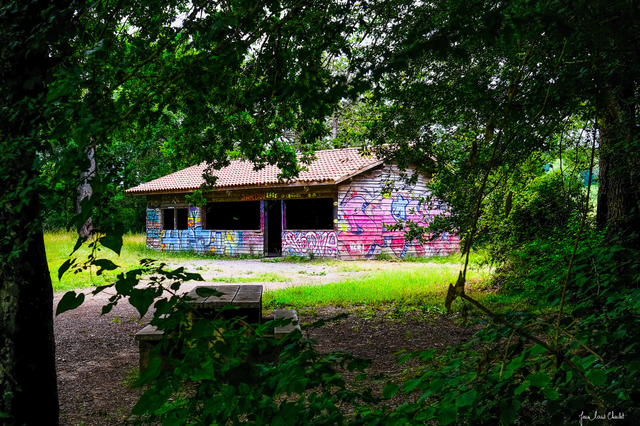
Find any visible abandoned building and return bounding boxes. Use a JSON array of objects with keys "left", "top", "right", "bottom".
[{"left": 125, "top": 147, "right": 458, "bottom": 259}]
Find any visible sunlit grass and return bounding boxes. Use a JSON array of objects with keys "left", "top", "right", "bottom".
[
  {"left": 263, "top": 265, "right": 492, "bottom": 311},
  {"left": 210, "top": 272, "right": 291, "bottom": 283},
  {"left": 45, "top": 231, "right": 210, "bottom": 292},
  {"left": 46, "top": 232, "right": 498, "bottom": 312},
  {"left": 336, "top": 263, "right": 367, "bottom": 273}
]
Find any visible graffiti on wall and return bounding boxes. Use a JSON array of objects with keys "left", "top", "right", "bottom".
[
  {"left": 260, "top": 201, "right": 265, "bottom": 232},
  {"left": 146, "top": 208, "right": 162, "bottom": 248},
  {"left": 337, "top": 170, "right": 458, "bottom": 259},
  {"left": 282, "top": 231, "right": 338, "bottom": 257},
  {"left": 146, "top": 206, "right": 262, "bottom": 255}
]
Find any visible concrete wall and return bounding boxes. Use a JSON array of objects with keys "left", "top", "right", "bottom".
[{"left": 337, "top": 164, "right": 459, "bottom": 259}]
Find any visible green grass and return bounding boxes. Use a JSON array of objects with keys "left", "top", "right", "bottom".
[
  {"left": 120, "top": 367, "right": 140, "bottom": 389},
  {"left": 336, "top": 263, "right": 367, "bottom": 273},
  {"left": 46, "top": 231, "right": 500, "bottom": 312},
  {"left": 210, "top": 272, "right": 291, "bottom": 283},
  {"left": 261, "top": 255, "right": 337, "bottom": 265},
  {"left": 45, "top": 231, "right": 209, "bottom": 292},
  {"left": 264, "top": 265, "right": 492, "bottom": 310}
]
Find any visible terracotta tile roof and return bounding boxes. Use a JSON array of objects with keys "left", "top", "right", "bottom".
[{"left": 125, "top": 147, "right": 382, "bottom": 195}]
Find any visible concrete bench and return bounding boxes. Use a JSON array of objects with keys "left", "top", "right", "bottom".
[
  {"left": 273, "top": 308, "right": 301, "bottom": 339},
  {"left": 134, "top": 285, "right": 301, "bottom": 370},
  {"left": 135, "top": 324, "right": 164, "bottom": 371},
  {"left": 185, "top": 284, "right": 263, "bottom": 324}
]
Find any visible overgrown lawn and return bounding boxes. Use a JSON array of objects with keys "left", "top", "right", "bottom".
[
  {"left": 263, "top": 265, "right": 495, "bottom": 312},
  {"left": 45, "top": 231, "right": 210, "bottom": 292}
]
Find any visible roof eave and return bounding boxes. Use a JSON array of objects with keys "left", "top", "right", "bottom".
[
  {"left": 334, "top": 160, "right": 385, "bottom": 185},
  {"left": 124, "top": 180, "right": 340, "bottom": 196}
]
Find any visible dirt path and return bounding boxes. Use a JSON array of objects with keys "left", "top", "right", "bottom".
[{"left": 54, "top": 259, "right": 469, "bottom": 425}]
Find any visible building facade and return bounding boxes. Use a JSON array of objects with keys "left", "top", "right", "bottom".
[{"left": 126, "top": 148, "right": 458, "bottom": 259}]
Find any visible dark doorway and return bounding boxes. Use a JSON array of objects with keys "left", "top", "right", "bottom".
[{"left": 265, "top": 200, "right": 282, "bottom": 257}]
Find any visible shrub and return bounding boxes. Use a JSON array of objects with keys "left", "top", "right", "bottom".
[{"left": 485, "top": 171, "right": 584, "bottom": 265}]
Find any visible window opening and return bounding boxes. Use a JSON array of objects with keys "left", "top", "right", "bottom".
[
  {"left": 205, "top": 201, "right": 260, "bottom": 230},
  {"left": 284, "top": 198, "right": 334, "bottom": 230},
  {"left": 163, "top": 209, "right": 174, "bottom": 230},
  {"left": 176, "top": 208, "right": 189, "bottom": 230}
]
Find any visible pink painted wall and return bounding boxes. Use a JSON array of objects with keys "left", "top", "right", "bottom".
[{"left": 337, "top": 165, "right": 459, "bottom": 259}]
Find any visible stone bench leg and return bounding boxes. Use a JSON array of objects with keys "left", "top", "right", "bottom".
[
  {"left": 134, "top": 324, "right": 163, "bottom": 371},
  {"left": 273, "top": 309, "right": 301, "bottom": 340}
]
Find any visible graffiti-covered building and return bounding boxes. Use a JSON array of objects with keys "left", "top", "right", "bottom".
[{"left": 125, "top": 148, "right": 458, "bottom": 259}]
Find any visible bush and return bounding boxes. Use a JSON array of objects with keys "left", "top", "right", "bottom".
[
  {"left": 485, "top": 171, "right": 584, "bottom": 265},
  {"left": 370, "top": 237, "right": 640, "bottom": 426}
]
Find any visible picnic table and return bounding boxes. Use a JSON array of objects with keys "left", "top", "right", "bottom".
[
  {"left": 134, "top": 284, "right": 299, "bottom": 370},
  {"left": 184, "top": 284, "right": 263, "bottom": 324}
]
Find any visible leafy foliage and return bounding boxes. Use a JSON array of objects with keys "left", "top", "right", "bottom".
[
  {"left": 377, "top": 238, "right": 640, "bottom": 425},
  {"left": 74, "top": 259, "right": 376, "bottom": 425},
  {"left": 481, "top": 170, "right": 585, "bottom": 265}
]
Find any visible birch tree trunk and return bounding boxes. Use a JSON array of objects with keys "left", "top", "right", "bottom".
[{"left": 77, "top": 146, "right": 96, "bottom": 238}]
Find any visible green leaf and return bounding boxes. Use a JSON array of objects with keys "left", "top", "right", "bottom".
[
  {"left": 382, "top": 383, "right": 399, "bottom": 399},
  {"left": 586, "top": 370, "right": 607, "bottom": 386},
  {"left": 456, "top": 389, "right": 477, "bottom": 407},
  {"left": 403, "top": 378, "right": 421, "bottom": 393},
  {"left": 500, "top": 406, "right": 517, "bottom": 424},
  {"left": 397, "top": 353, "right": 411, "bottom": 364},
  {"left": 529, "top": 344, "right": 547, "bottom": 355},
  {"left": 100, "top": 222, "right": 124, "bottom": 255},
  {"left": 514, "top": 381, "right": 530, "bottom": 395},
  {"left": 129, "top": 288, "right": 156, "bottom": 318},
  {"left": 592, "top": 334, "right": 606, "bottom": 346},
  {"left": 71, "top": 236, "right": 87, "bottom": 255},
  {"left": 135, "top": 357, "right": 163, "bottom": 388},
  {"left": 580, "top": 355, "right": 598, "bottom": 369},
  {"left": 93, "top": 259, "right": 119, "bottom": 275},
  {"left": 56, "top": 291, "right": 85, "bottom": 315},
  {"left": 565, "top": 370, "right": 573, "bottom": 384},
  {"left": 415, "top": 407, "right": 436, "bottom": 421},
  {"left": 543, "top": 387, "right": 559, "bottom": 400},
  {"left": 437, "top": 405, "right": 458, "bottom": 425},
  {"left": 102, "top": 303, "right": 115, "bottom": 315},
  {"left": 430, "top": 378, "right": 445, "bottom": 392},
  {"left": 418, "top": 349, "right": 436, "bottom": 361},
  {"left": 58, "top": 258, "right": 74, "bottom": 281},
  {"left": 527, "top": 373, "right": 550, "bottom": 388}
]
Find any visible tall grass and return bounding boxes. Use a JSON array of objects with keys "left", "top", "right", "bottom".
[
  {"left": 263, "top": 265, "right": 490, "bottom": 310},
  {"left": 45, "top": 231, "right": 209, "bottom": 292}
]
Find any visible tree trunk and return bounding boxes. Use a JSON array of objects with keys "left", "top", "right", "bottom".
[
  {"left": 0, "top": 1, "right": 69, "bottom": 423},
  {"left": 77, "top": 146, "right": 96, "bottom": 238},
  {"left": 0, "top": 172, "right": 59, "bottom": 426},
  {"left": 596, "top": 83, "right": 640, "bottom": 244}
]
